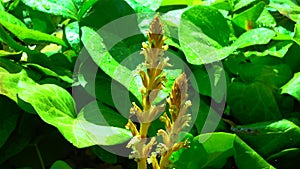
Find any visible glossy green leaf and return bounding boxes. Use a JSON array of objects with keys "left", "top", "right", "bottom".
[
  {"left": 77, "top": 0, "right": 98, "bottom": 20},
  {"left": 181, "top": 5, "right": 229, "bottom": 46},
  {"left": 232, "top": 28, "right": 276, "bottom": 49},
  {"left": 27, "top": 7, "right": 56, "bottom": 34},
  {"left": 0, "top": 10, "right": 67, "bottom": 46},
  {"left": 79, "top": 0, "right": 135, "bottom": 30},
  {"left": 244, "top": 41, "right": 293, "bottom": 58},
  {"left": 0, "top": 2, "right": 4, "bottom": 10},
  {"left": 194, "top": 100, "right": 227, "bottom": 134},
  {"left": 81, "top": 26, "right": 142, "bottom": 101},
  {"left": 0, "top": 25, "right": 37, "bottom": 54},
  {"left": 160, "top": 0, "right": 187, "bottom": 6},
  {"left": 50, "top": 160, "right": 72, "bottom": 169},
  {"left": 124, "top": 0, "right": 162, "bottom": 12},
  {"left": 234, "top": 0, "right": 258, "bottom": 11},
  {"left": 0, "top": 113, "right": 40, "bottom": 164},
  {"left": 228, "top": 81, "right": 281, "bottom": 124},
  {"left": 179, "top": 5, "right": 231, "bottom": 65},
  {"left": 24, "top": 63, "right": 74, "bottom": 84},
  {"left": 281, "top": 72, "right": 300, "bottom": 102},
  {"left": 237, "top": 62, "right": 293, "bottom": 88},
  {"left": 192, "top": 64, "right": 227, "bottom": 103},
  {"left": 293, "top": 21, "right": 300, "bottom": 46},
  {"left": 161, "top": 0, "right": 202, "bottom": 6},
  {"left": 256, "top": 8, "right": 276, "bottom": 28},
  {"left": 170, "top": 132, "right": 275, "bottom": 169},
  {"left": 21, "top": 0, "right": 78, "bottom": 20},
  {"left": 78, "top": 101, "right": 128, "bottom": 128},
  {"left": 0, "top": 70, "right": 37, "bottom": 103},
  {"left": 232, "top": 2, "right": 265, "bottom": 30},
  {"left": 267, "top": 148, "right": 300, "bottom": 168},
  {"left": 18, "top": 84, "right": 132, "bottom": 148},
  {"left": 81, "top": 26, "right": 181, "bottom": 104},
  {"left": 232, "top": 119, "right": 300, "bottom": 157},
  {"left": 65, "top": 21, "right": 81, "bottom": 52},
  {"left": 269, "top": 0, "right": 300, "bottom": 22},
  {"left": 92, "top": 146, "right": 118, "bottom": 164}
]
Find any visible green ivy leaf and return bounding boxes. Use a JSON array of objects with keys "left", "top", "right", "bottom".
[
  {"left": 21, "top": 0, "right": 78, "bottom": 20},
  {"left": 281, "top": 72, "right": 300, "bottom": 102}
]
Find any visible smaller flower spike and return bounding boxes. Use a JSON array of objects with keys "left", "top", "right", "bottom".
[{"left": 158, "top": 73, "right": 192, "bottom": 169}]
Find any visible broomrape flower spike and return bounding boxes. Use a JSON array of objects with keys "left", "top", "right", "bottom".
[{"left": 126, "top": 15, "right": 192, "bottom": 169}]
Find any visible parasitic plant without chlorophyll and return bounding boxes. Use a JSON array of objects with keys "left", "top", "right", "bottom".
[{"left": 125, "top": 16, "right": 192, "bottom": 169}]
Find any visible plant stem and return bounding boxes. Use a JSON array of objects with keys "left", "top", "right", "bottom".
[
  {"left": 137, "top": 122, "right": 151, "bottom": 169},
  {"left": 159, "top": 150, "right": 172, "bottom": 169},
  {"left": 140, "top": 122, "right": 150, "bottom": 138},
  {"left": 34, "top": 144, "right": 45, "bottom": 169},
  {"left": 138, "top": 158, "right": 147, "bottom": 169}
]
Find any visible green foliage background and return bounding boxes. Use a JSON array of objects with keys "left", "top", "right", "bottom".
[{"left": 0, "top": 0, "right": 300, "bottom": 168}]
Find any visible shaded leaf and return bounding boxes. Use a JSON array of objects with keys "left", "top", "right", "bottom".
[
  {"left": 0, "top": 96, "right": 20, "bottom": 148},
  {"left": 228, "top": 81, "right": 281, "bottom": 124},
  {"left": 50, "top": 160, "right": 72, "bottom": 169},
  {"left": 232, "top": 119, "right": 300, "bottom": 157}
]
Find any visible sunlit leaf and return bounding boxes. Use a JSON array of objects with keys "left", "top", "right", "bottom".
[
  {"left": 18, "top": 84, "right": 132, "bottom": 147},
  {"left": 21, "top": 0, "right": 78, "bottom": 20},
  {"left": 281, "top": 72, "right": 300, "bottom": 102},
  {"left": 170, "top": 132, "right": 275, "bottom": 169}
]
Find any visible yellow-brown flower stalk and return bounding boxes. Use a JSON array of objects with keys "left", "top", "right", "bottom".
[
  {"left": 126, "top": 15, "right": 169, "bottom": 169},
  {"left": 126, "top": 16, "right": 192, "bottom": 169}
]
